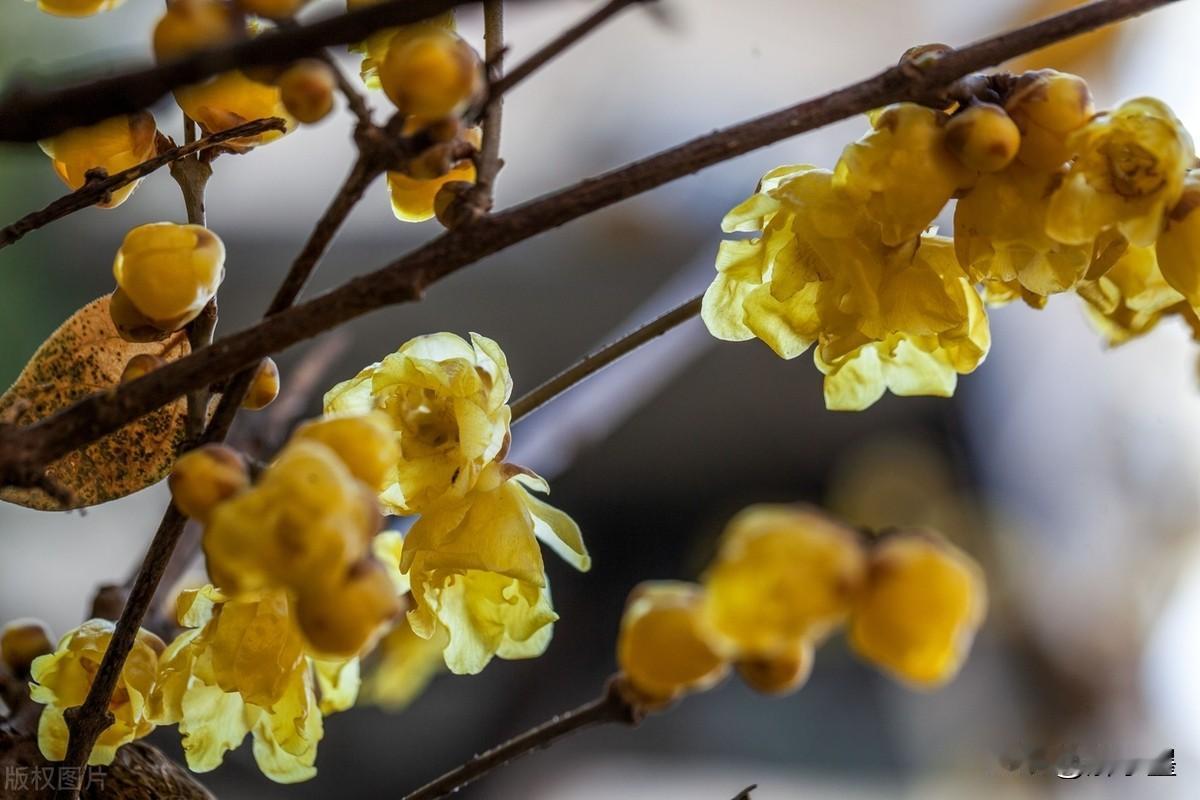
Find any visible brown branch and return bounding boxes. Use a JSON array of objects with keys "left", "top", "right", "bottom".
[
  {"left": 732, "top": 786, "right": 758, "bottom": 800},
  {"left": 0, "top": 0, "right": 1180, "bottom": 489},
  {"left": 319, "top": 50, "right": 374, "bottom": 128},
  {"left": 53, "top": 154, "right": 381, "bottom": 793},
  {"left": 470, "top": 0, "right": 506, "bottom": 213},
  {"left": 489, "top": 0, "right": 647, "bottom": 99},
  {"left": 0, "top": 0, "right": 504, "bottom": 143},
  {"left": 402, "top": 677, "right": 641, "bottom": 800},
  {"left": 0, "top": 117, "right": 285, "bottom": 251},
  {"left": 510, "top": 293, "right": 702, "bottom": 422}
]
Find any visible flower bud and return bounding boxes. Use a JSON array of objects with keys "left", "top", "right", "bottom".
[
  {"left": 1005, "top": 69, "right": 1094, "bottom": 171},
  {"left": 169, "top": 444, "right": 250, "bottom": 523},
  {"left": 112, "top": 222, "right": 226, "bottom": 333},
  {"left": 242, "top": 357, "right": 280, "bottom": 410},
  {"left": 295, "top": 559, "right": 400, "bottom": 658},
  {"left": 278, "top": 59, "right": 336, "bottom": 124},
  {"left": 109, "top": 289, "right": 169, "bottom": 343},
  {"left": 153, "top": 0, "right": 239, "bottom": 62},
  {"left": 434, "top": 180, "right": 476, "bottom": 229},
  {"left": 379, "top": 29, "right": 484, "bottom": 120},
  {"left": 121, "top": 353, "right": 168, "bottom": 384},
  {"left": 292, "top": 413, "right": 399, "bottom": 491},
  {"left": 736, "top": 643, "right": 813, "bottom": 696},
  {"left": 1, "top": 618, "right": 54, "bottom": 676},
  {"left": 945, "top": 103, "right": 1020, "bottom": 173},
  {"left": 38, "top": 112, "right": 157, "bottom": 209}
]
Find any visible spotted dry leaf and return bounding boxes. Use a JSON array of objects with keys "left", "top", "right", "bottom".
[{"left": 0, "top": 294, "right": 192, "bottom": 510}]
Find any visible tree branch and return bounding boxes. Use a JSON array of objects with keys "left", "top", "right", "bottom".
[
  {"left": 0, "top": 0, "right": 1179, "bottom": 488},
  {"left": 510, "top": 293, "right": 702, "bottom": 422},
  {"left": 402, "top": 678, "right": 641, "bottom": 800},
  {"left": 0, "top": 0, "right": 503, "bottom": 143},
  {"left": 471, "top": 0, "right": 506, "bottom": 213},
  {"left": 0, "top": 117, "right": 285, "bottom": 252}
]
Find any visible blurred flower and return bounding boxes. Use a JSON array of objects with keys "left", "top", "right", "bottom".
[{"left": 38, "top": 113, "right": 157, "bottom": 208}]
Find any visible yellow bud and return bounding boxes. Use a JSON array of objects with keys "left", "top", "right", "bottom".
[
  {"left": 109, "top": 289, "right": 168, "bottom": 343},
  {"left": 1156, "top": 170, "right": 1200, "bottom": 307},
  {"left": 278, "top": 59, "right": 336, "bottom": 124},
  {"left": 1006, "top": 69, "right": 1094, "bottom": 171},
  {"left": 379, "top": 29, "right": 483, "bottom": 119},
  {"left": 295, "top": 559, "right": 400, "bottom": 658},
  {"left": 36, "top": 0, "right": 123, "bottom": 17},
  {"left": 848, "top": 531, "right": 987, "bottom": 689},
  {"left": 153, "top": 0, "right": 240, "bottom": 62},
  {"left": 292, "top": 413, "right": 399, "bottom": 491},
  {"left": 112, "top": 222, "right": 226, "bottom": 332},
  {"left": 1, "top": 619, "right": 54, "bottom": 676},
  {"left": 388, "top": 160, "right": 476, "bottom": 224},
  {"left": 945, "top": 103, "right": 1020, "bottom": 173},
  {"left": 236, "top": 0, "right": 310, "bottom": 19},
  {"left": 735, "top": 643, "right": 813, "bottom": 696},
  {"left": 120, "top": 353, "right": 167, "bottom": 384},
  {"left": 617, "top": 581, "right": 728, "bottom": 706},
  {"left": 38, "top": 112, "right": 158, "bottom": 209},
  {"left": 434, "top": 180, "right": 475, "bottom": 228},
  {"left": 169, "top": 444, "right": 250, "bottom": 523},
  {"left": 242, "top": 357, "right": 280, "bottom": 410}
]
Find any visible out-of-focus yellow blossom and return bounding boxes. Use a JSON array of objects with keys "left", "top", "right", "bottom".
[
  {"left": 378, "top": 28, "right": 483, "bottom": 120},
  {"left": 1, "top": 618, "right": 54, "bottom": 676},
  {"left": 1077, "top": 243, "right": 1186, "bottom": 345},
  {"left": 703, "top": 165, "right": 990, "bottom": 411},
  {"left": 389, "top": 155, "right": 477, "bottom": 223},
  {"left": 347, "top": 0, "right": 454, "bottom": 90},
  {"left": 1046, "top": 97, "right": 1194, "bottom": 248},
  {"left": 702, "top": 505, "right": 865, "bottom": 658},
  {"left": 324, "top": 332, "right": 512, "bottom": 514},
  {"left": 735, "top": 642, "right": 814, "bottom": 697},
  {"left": 38, "top": 112, "right": 157, "bottom": 209},
  {"left": 203, "top": 437, "right": 379, "bottom": 596},
  {"left": 294, "top": 557, "right": 400, "bottom": 659},
  {"left": 169, "top": 443, "right": 250, "bottom": 524},
  {"left": 848, "top": 532, "right": 986, "bottom": 688},
  {"left": 1156, "top": 169, "right": 1200, "bottom": 308},
  {"left": 617, "top": 582, "right": 728, "bottom": 706},
  {"left": 277, "top": 59, "right": 336, "bottom": 124},
  {"left": 151, "top": 586, "right": 350, "bottom": 783},
  {"left": 112, "top": 222, "right": 225, "bottom": 332},
  {"left": 292, "top": 412, "right": 399, "bottom": 493},
  {"left": 29, "top": 620, "right": 163, "bottom": 765},
  {"left": 833, "top": 104, "right": 972, "bottom": 245},
  {"left": 955, "top": 160, "right": 1094, "bottom": 298},
  {"left": 363, "top": 621, "right": 447, "bottom": 710},
  {"left": 35, "top": 0, "right": 122, "bottom": 17},
  {"left": 1005, "top": 69, "right": 1095, "bottom": 171},
  {"left": 944, "top": 103, "right": 1021, "bottom": 174},
  {"left": 390, "top": 462, "right": 589, "bottom": 674},
  {"left": 154, "top": 0, "right": 293, "bottom": 150}
]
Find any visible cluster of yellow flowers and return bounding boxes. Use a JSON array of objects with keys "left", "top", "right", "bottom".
[
  {"left": 705, "top": 69, "right": 1200, "bottom": 409},
  {"left": 617, "top": 505, "right": 986, "bottom": 706}
]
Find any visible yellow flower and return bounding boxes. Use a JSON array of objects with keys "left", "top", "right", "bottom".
[
  {"left": 347, "top": 0, "right": 455, "bottom": 90},
  {"left": 154, "top": 0, "right": 293, "bottom": 150},
  {"left": 203, "top": 437, "right": 379, "bottom": 597},
  {"left": 702, "top": 505, "right": 866, "bottom": 659},
  {"left": 324, "top": 332, "right": 513, "bottom": 514},
  {"left": 291, "top": 412, "right": 400, "bottom": 493},
  {"left": 1005, "top": 69, "right": 1095, "bottom": 172},
  {"left": 29, "top": 620, "right": 163, "bottom": 766},
  {"left": 833, "top": 104, "right": 972, "bottom": 245},
  {"left": 1156, "top": 168, "right": 1200, "bottom": 308},
  {"left": 848, "top": 532, "right": 986, "bottom": 689},
  {"left": 703, "top": 166, "right": 990, "bottom": 411},
  {"left": 112, "top": 222, "right": 226, "bottom": 333},
  {"left": 38, "top": 113, "right": 157, "bottom": 208},
  {"left": 1, "top": 618, "right": 53, "bottom": 676},
  {"left": 1077, "top": 242, "right": 1186, "bottom": 345},
  {"left": 35, "top": 0, "right": 122, "bottom": 17},
  {"left": 152, "top": 586, "right": 347, "bottom": 783},
  {"left": 363, "top": 621, "right": 447, "bottom": 710},
  {"left": 378, "top": 28, "right": 483, "bottom": 120},
  {"left": 617, "top": 582, "right": 728, "bottom": 706},
  {"left": 389, "top": 156, "right": 477, "bottom": 224},
  {"left": 391, "top": 462, "right": 589, "bottom": 675},
  {"left": 955, "top": 160, "right": 1094, "bottom": 297},
  {"left": 1046, "top": 97, "right": 1194, "bottom": 248}
]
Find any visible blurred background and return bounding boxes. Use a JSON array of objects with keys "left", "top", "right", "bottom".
[{"left": 2, "top": 0, "right": 1199, "bottom": 797}]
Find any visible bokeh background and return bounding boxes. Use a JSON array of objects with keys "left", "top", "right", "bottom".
[{"left": 2, "top": 0, "right": 1199, "bottom": 797}]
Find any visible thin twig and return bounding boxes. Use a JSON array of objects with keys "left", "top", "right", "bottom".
[
  {"left": 319, "top": 50, "right": 374, "bottom": 128},
  {"left": 0, "top": 0, "right": 1179, "bottom": 488},
  {"left": 0, "top": 117, "right": 285, "bottom": 251},
  {"left": 402, "top": 678, "right": 641, "bottom": 800},
  {"left": 510, "top": 293, "right": 702, "bottom": 421},
  {"left": 0, "top": 0, "right": 497, "bottom": 143},
  {"left": 471, "top": 0, "right": 506, "bottom": 212},
  {"left": 732, "top": 786, "right": 758, "bottom": 800},
  {"left": 53, "top": 155, "right": 381, "bottom": 792},
  {"left": 490, "top": 0, "right": 646, "bottom": 99}
]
